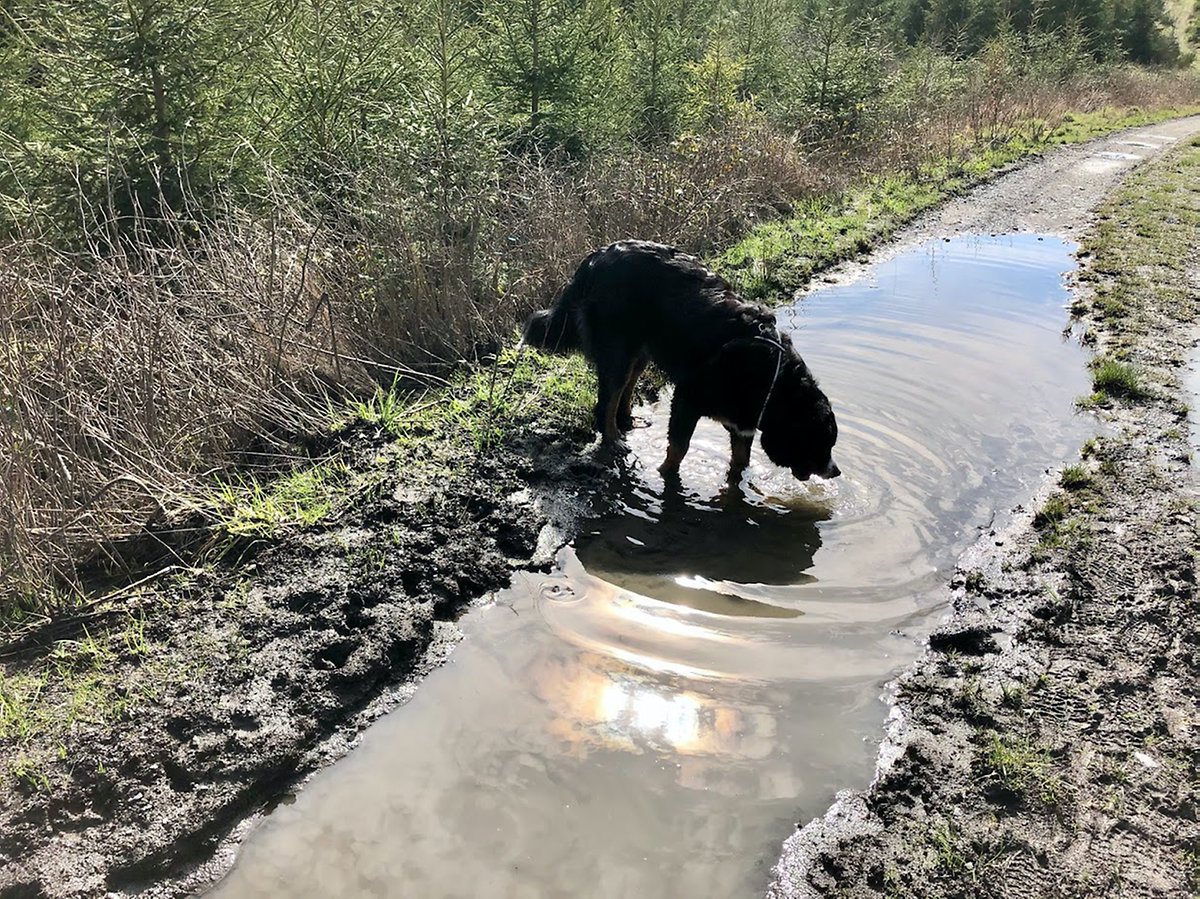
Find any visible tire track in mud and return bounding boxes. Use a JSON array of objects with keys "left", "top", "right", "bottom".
[{"left": 767, "top": 121, "right": 1200, "bottom": 898}]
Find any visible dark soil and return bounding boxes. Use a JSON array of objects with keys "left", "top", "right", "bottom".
[{"left": 767, "top": 137, "right": 1200, "bottom": 897}]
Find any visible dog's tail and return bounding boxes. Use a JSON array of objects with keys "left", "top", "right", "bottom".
[{"left": 522, "top": 279, "right": 585, "bottom": 355}]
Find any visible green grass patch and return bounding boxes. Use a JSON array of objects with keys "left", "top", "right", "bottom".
[
  {"left": 376, "top": 345, "right": 597, "bottom": 453},
  {"left": 1048, "top": 105, "right": 1200, "bottom": 144},
  {"left": 1033, "top": 492, "right": 1070, "bottom": 528},
  {"left": 208, "top": 459, "right": 352, "bottom": 539},
  {"left": 1060, "top": 463, "right": 1093, "bottom": 490},
  {"left": 979, "top": 730, "right": 1064, "bottom": 806},
  {"left": 1089, "top": 356, "right": 1150, "bottom": 400}
]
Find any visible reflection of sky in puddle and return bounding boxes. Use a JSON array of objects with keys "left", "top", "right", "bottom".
[{"left": 210, "top": 235, "right": 1101, "bottom": 899}]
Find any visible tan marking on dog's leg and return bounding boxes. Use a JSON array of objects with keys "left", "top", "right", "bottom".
[
  {"left": 659, "top": 441, "right": 689, "bottom": 473},
  {"left": 602, "top": 395, "right": 622, "bottom": 442},
  {"left": 617, "top": 357, "right": 648, "bottom": 431}
]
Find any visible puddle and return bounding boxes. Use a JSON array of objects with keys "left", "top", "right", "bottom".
[
  {"left": 1184, "top": 344, "right": 1200, "bottom": 483},
  {"left": 209, "top": 235, "right": 1096, "bottom": 899}
]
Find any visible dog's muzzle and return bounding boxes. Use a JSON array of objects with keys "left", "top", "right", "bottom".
[{"left": 795, "top": 459, "right": 841, "bottom": 481}]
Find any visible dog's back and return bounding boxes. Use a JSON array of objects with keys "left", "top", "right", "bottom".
[{"left": 525, "top": 240, "right": 774, "bottom": 383}]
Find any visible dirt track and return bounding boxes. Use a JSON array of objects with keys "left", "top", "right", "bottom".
[
  {"left": 1, "top": 119, "right": 1198, "bottom": 899},
  {"left": 769, "top": 120, "right": 1200, "bottom": 897}
]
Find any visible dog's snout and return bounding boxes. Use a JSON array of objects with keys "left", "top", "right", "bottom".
[{"left": 822, "top": 459, "right": 841, "bottom": 479}]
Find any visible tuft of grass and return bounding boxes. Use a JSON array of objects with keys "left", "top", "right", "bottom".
[
  {"left": 1089, "top": 357, "right": 1149, "bottom": 400},
  {"left": 979, "top": 730, "right": 1064, "bottom": 806},
  {"left": 928, "top": 818, "right": 969, "bottom": 874},
  {"left": 344, "top": 375, "right": 418, "bottom": 434},
  {"left": 208, "top": 460, "right": 351, "bottom": 539},
  {"left": 1060, "top": 464, "right": 1093, "bottom": 490},
  {"left": 1033, "top": 492, "right": 1070, "bottom": 528}
]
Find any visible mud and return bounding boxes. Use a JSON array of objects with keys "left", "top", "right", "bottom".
[{"left": 767, "top": 127, "right": 1200, "bottom": 896}]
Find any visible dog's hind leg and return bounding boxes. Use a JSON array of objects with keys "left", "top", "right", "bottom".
[
  {"left": 594, "top": 366, "right": 629, "bottom": 443},
  {"left": 616, "top": 354, "right": 649, "bottom": 432},
  {"left": 660, "top": 385, "right": 702, "bottom": 473},
  {"left": 592, "top": 341, "right": 639, "bottom": 442}
]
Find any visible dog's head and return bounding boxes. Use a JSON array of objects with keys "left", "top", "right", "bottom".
[{"left": 759, "top": 350, "right": 840, "bottom": 482}]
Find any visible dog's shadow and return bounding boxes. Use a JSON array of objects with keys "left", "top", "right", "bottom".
[{"left": 574, "top": 457, "right": 830, "bottom": 611}]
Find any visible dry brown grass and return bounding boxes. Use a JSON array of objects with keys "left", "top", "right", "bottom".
[{"left": 1, "top": 64, "right": 1197, "bottom": 617}]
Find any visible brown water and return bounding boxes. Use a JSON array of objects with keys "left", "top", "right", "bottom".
[{"left": 209, "top": 234, "right": 1096, "bottom": 898}]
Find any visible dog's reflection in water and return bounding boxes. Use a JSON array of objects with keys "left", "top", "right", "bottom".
[{"left": 576, "top": 451, "right": 830, "bottom": 613}]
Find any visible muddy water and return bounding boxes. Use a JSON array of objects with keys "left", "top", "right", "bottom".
[{"left": 210, "top": 235, "right": 1095, "bottom": 898}]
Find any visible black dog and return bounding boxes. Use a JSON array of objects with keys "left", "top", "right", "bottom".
[{"left": 523, "top": 240, "right": 840, "bottom": 481}]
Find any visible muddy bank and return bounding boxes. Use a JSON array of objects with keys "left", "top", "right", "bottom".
[
  {"left": 767, "top": 138, "right": 1200, "bottom": 896},
  {"left": 0, "top": 411, "right": 609, "bottom": 897}
]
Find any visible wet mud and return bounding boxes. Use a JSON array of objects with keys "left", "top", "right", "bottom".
[{"left": 0, "top": 431, "right": 609, "bottom": 898}]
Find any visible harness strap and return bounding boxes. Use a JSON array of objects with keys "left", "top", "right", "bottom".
[{"left": 751, "top": 335, "right": 785, "bottom": 434}]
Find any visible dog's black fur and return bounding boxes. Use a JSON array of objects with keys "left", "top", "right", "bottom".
[{"left": 524, "top": 240, "right": 840, "bottom": 481}]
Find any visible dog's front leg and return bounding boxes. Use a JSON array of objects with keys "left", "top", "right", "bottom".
[
  {"left": 660, "top": 388, "right": 701, "bottom": 473},
  {"left": 728, "top": 429, "right": 754, "bottom": 479}
]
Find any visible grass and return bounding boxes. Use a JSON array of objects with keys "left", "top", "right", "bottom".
[
  {"left": 1033, "top": 492, "right": 1070, "bottom": 528},
  {"left": 1060, "top": 464, "right": 1093, "bottom": 490},
  {"left": 0, "top": 611, "right": 180, "bottom": 788},
  {"left": 359, "top": 345, "right": 597, "bottom": 456},
  {"left": 1031, "top": 490, "right": 1094, "bottom": 561},
  {"left": 979, "top": 730, "right": 1064, "bottom": 807},
  {"left": 208, "top": 460, "right": 352, "bottom": 539},
  {"left": 1047, "top": 104, "right": 1200, "bottom": 144},
  {"left": 1089, "top": 357, "right": 1150, "bottom": 400}
]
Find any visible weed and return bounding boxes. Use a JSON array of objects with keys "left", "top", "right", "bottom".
[
  {"left": 1089, "top": 357, "right": 1149, "bottom": 400},
  {"left": 929, "top": 818, "right": 968, "bottom": 874},
  {"left": 1033, "top": 493, "right": 1069, "bottom": 528},
  {"left": 959, "top": 675, "right": 989, "bottom": 718},
  {"left": 965, "top": 569, "right": 986, "bottom": 591},
  {"left": 9, "top": 755, "right": 51, "bottom": 793},
  {"left": 979, "top": 730, "right": 1064, "bottom": 807},
  {"left": 1001, "top": 682, "right": 1027, "bottom": 709},
  {"left": 1060, "top": 464, "right": 1092, "bottom": 490},
  {"left": 122, "top": 612, "right": 151, "bottom": 658},
  {"left": 357, "top": 548, "right": 388, "bottom": 576}
]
